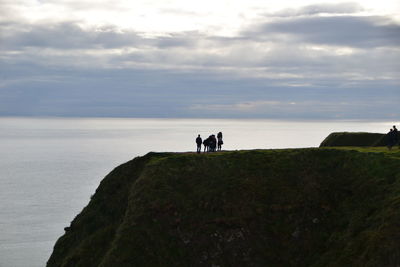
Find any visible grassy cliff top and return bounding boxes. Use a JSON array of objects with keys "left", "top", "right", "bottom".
[
  {"left": 48, "top": 148, "right": 400, "bottom": 267},
  {"left": 323, "top": 146, "right": 400, "bottom": 158},
  {"left": 319, "top": 132, "right": 387, "bottom": 147}
]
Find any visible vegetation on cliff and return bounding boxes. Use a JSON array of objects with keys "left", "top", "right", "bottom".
[
  {"left": 319, "top": 132, "right": 386, "bottom": 147},
  {"left": 48, "top": 148, "right": 400, "bottom": 267}
]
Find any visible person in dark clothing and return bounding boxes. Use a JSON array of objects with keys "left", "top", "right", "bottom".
[
  {"left": 207, "top": 135, "right": 213, "bottom": 152},
  {"left": 209, "top": 134, "right": 217, "bottom": 152},
  {"left": 387, "top": 129, "right": 395, "bottom": 150},
  {"left": 393, "top": 125, "right": 399, "bottom": 147},
  {"left": 217, "top": 132, "right": 223, "bottom": 151},
  {"left": 196, "top": 134, "right": 202, "bottom": 153},
  {"left": 203, "top": 137, "right": 210, "bottom": 152}
]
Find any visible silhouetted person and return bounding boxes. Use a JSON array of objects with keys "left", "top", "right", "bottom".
[
  {"left": 203, "top": 137, "right": 210, "bottom": 152},
  {"left": 209, "top": 135, "right": 217, "bottom": 152},
  {"left": 217, "top": 132, "right": 223, "bottom": 151},
  {"left": 393, "top": 125, "right": 399, "bottom": 147},
  {"left": 196, "top": 134, "right": 202, "bottom": 153},
  {"left": 387, "top": 129, "right": 395, "bottom": 150}
]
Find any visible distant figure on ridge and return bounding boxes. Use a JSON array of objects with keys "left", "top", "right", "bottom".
[
  {"left": 196, "top": 134, "right": 202, "bottom": 153},
  {"left": 209, "top": 134, "right": 217, "bottom": 152},
  {"left": 217, "top": 131, "right": 223, "bottom": 151},
  {"left": 203, "top": 137, "right": 210, "bottom": 152},
  {"left": 393, "top": 125, "right": 399, "bottom": 147},
  {"left": 387, "top": 129, "right": 395, "bottom": 150}
]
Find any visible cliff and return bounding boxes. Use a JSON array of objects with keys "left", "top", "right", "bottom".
[
  {"left": 319, "top": 132, "right": 386, "bottom": 147},
  {"left": 48, "top": 149, "right": 400, "bottom": 267}
]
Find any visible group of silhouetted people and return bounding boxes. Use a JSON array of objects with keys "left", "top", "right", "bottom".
[
  {"left": 194, "top": 126, "right": 399, "bottom": 152},
  {"left": 387, "top": 125, "right": 399, "bottom": 150},
  {"left": 196, "top": 132, "right": 223, "bottom": 153}
]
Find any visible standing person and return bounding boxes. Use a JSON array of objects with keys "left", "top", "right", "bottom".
[
  {"left": 203, "top": 137, "right": 210, "bottom": 152},
  {"left": 393, "top": 125, "right": 399, "bottom": 147},
  {"left": 387, "top": 129, "right": 395, "bottom": 150},
  {"left": 196, "top": 134, "right": 202, "bottom": 153},
  {"left": 217, "top": 132, "right": 223, "bottom": 151},
  {"left": 212, "top": 134, "right": 217, "bottom": 152},
  {"left": 209, "top": 135, "right": 216, "bottom": 152}
]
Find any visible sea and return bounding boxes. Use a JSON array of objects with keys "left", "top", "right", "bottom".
[{"left": 0, "top": 117, "right": 396, "bottom": 267}]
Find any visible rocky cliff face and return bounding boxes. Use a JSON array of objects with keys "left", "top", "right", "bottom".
[{"left": 48, "top": 149, "right": 400, "bottom": 267}]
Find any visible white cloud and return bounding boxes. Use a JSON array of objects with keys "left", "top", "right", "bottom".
[{"left": 2, "top": 0, "right": 399, "bottom": 32}]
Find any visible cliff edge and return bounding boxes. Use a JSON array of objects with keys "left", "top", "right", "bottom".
[{"left": 48, "top": 149, "right": 400, "bottom": 267}]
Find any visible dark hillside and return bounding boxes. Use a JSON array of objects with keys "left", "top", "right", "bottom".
[
  {"left": 319, "top": 132, "right": 386, "bottom": 147},
  {"left": 48, "top": 149, "right": 400, "bottom": 267}
]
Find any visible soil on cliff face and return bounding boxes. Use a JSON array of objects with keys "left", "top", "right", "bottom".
[{"left": 48, "top": 149, "right": 400, "bottom": 267}]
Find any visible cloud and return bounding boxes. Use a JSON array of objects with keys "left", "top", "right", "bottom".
[
  {"left": 0, "top": 22, "right": 147, "bottom": 49},
  {"left": 190, "top": 101, "right": 283, "bottom": 112},
  {"left": 0, "top": 20, "right": 205, "bottom": 54},
  {"left": 0, "top": 2, "right": 399, "bottom": 119},
  {"left": 0, "top": 57, "right": 398, "bottom": 119},
  {"left": 245, "top": 15, "right": 400, "bottom": 48},
  {"left": 272, "top": 2, "right": 365, "bottom": 17},
  {"left": 188, "top": 96, "right": 400, "bottom": 119},
  {"left": 1, "top": 15, "right": 398, "bottom": 88}
]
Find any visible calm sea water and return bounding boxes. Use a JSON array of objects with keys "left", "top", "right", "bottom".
[{"left": 0, "top": 117, "right": 396, "bottom": 267}]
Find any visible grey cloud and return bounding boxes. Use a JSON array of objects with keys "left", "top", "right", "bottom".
[
  {"left": 248, "top": 16, "right": 400, "bottom": 48},
  {"left": 1, "top": 58, "right": 398, "bottom": 119},
  {"left": 155, "top": 32, "right": 200, "bottom": 48},
  {"left": 188, "top": 98, "right": 400, "bottom": 120},
  {"left": 0, "top": 22, "right": 147, "bottom": 49},
  {"left": 273, "top": 2, "right": 364, "bottom": 17},
  {"left": 5, "top": 16, "right": 398, "bottom": 73},
  {"left": 0, "top": 21, "right": 203, "bottom": 50},
  {"left": 2, "top": 27, "right": 398, "bottom": 91},
  {"left": 0, "top": 3, "right": 399, "bottom": 120},
  {"left": 2, "top": 16, "right": 398, "bottom": 91}
]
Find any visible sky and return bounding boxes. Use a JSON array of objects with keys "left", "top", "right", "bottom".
[{"left": 1, "top": 0, "right": 399, "bottom": 119}]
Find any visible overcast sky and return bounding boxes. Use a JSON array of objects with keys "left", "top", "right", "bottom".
[{"left": 1, "top": 0, "right": 399, "bottom": 119}]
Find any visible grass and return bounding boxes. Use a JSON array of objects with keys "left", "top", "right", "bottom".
[
  {"left": 48, "top": 148, "right": 400, "bottom": 267},
  {"left": 322, "top": 146, "right": 400, "bottom": 160},
  {"left": 320, "top": 132, "right": 387, "bottom": 147}
]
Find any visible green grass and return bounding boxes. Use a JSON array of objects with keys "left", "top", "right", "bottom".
[
  {"left": 320, "top": 132, "right": 387, "bottom": 147},
  {"left": 322, "top": 146, "right": 400, "bottom": 160},
  {"left": 48, "top": 148, "right": 400, "bottom": 267}
]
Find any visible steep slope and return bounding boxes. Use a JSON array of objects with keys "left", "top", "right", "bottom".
[{"left": 48, "top": 149, "right": 400, "bottom": 267}]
